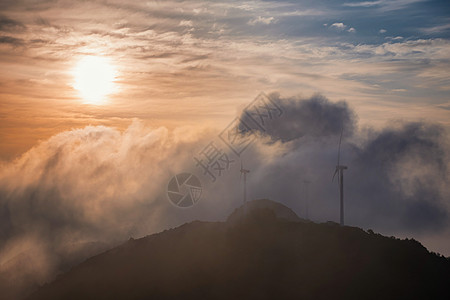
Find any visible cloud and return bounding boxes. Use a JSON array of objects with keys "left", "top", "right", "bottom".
[
  {"left": 379, "top": 29, "right": 387, "bottom": 33},
  {"left": 239, "top": 93, "right": 357, "bottom": 142},
  {"left": 279, "top": 9, "right": 325, "bottom": 17},
  {"left": 330, "top": 22, "right": 347, "bottom": 30},
  {"left": 385, "top": 36, "right": 403, "bottom": 41},
  {"left": 343, "top": 1, "right": 383, "bottom": 7},
  {"left": 351, "top": 122, "right": 449, "bottom": 231},
  {"left": 0, "top": 0, "right": 449, "bottom": 145},
  {"left": 420, "top": 23, "right": 450, "bottom": 34},
  {"left": 238, "top": 94, "right": 449, "bottom": 234},
  {"left": 0, "top": 15, "right": 26, "bottom": 32},
  {"left": 248, "top": 16, "right": 276, "bottom": 26},
  {"left": 0, "top": 94, "right": 449, "bottom": 298},
  {"left": 328, "top": 23, "right": 355, "bottom": 33},
  {"left": 179, "top": 20, "right": 193, "bottom": 27},
  {"left": 0, "top": 120, "right": 218, "bottom": 298},
  {"left": 343, "top": 0, "right": 425, "bottom": 11},
  {"left": 0, "top": 35, "right": 23, "bottom": 46},
  {"left": 251, "top": 96, "right": 450, "bottom": 233}
]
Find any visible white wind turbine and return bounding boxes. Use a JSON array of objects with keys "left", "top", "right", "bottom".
[{"left": 332, "top": 127, "right": 348, "bottom": 226}]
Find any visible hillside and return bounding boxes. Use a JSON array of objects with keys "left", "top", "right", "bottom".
[{"left": 28, "top": 200, "right": 450, "bottom": 300}]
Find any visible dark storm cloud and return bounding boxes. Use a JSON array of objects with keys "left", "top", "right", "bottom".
[
  {"left": 0, "top": 0, "right": 59, "bottom": 12},
  {"left": 351, "top": 122, "right": 449, "bottom": 230},
  {"left": 240, "top": 93, "right": 357, "bottom": 142},
  {"left": 240, "top": 94, "right": 449, "bottom": 232},
  {"left": 0, "top": 15, "right": 26, "bottom": 32},
  {"left": 0, "top": 36, "right": 23, "bottom": 46}
]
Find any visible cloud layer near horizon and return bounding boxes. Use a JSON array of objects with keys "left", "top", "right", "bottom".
[{"left": 1, "top": 93, "right": 449, "bottom": 299}]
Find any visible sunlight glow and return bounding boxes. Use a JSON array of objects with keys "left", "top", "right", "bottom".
[{"left": 73, "top": 56, "right": 117, "bottom": 105}]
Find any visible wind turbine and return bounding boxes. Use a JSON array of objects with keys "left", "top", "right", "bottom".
[
  {"left": 240, "top": 161, "right": 250, "bottom": 209},
  {"left": 332, "top": 127, "right": 347, "bottom": 226}
]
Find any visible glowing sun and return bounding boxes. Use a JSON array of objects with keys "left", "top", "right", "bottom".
[{"left": 73, "top": 56, "right": 117, "bottom": 104}]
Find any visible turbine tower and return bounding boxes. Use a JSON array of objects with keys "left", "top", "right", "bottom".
[
  {"left": 240, "top": 161, "right": 250, "bottom": 206},
  {"left": 332, "top": 127, "right": 347, "bottom": 226}
]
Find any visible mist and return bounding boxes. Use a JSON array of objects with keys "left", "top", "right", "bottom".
[{"left": 1, "top": 93, "right": 449, "bottom": 299}]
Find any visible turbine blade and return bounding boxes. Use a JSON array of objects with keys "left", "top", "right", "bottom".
[{"left": 332, "top": 168, "right": 338, "bottom": 182}]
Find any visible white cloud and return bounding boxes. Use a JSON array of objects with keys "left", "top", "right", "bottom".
[
  {"left": 343, "top": 0, "right": 425, "bottom": 11},
  {"left": 330, "top": 23, "right": 355, "bottom": 33},
  {"left": 385, "top": 36, "right": 404, "bottom": 40},
  {"left": 192, "top": 8, "right": 207, "bottom": 15},
  {"left": 0, "top": 120, "right": 218, "bottom": 297},
  {"left": 420, "top": 23, "right": 450, "bottom": 34},
  {"left": 343, "top": 1, "right": 383, "bottom": 7},
  {"left": 330, "top": 22, "right": 347, "bottom": 30},
  {"left": 179, "top": 20, "right": 193, "bottom": 27},
  {"left": 379, "top": 29, "right": 387, "bottom": 33},
  {"left": 248, "top": 16, "right": 276, "bottom": 26},
  {"left": 280, "top": 9, "right": 326, "bottom": 17}
]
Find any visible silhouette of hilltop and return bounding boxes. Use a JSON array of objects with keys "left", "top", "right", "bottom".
[
  {"left": 227, "top": 198, "right": 304, "bottom": 223},
  {"left": 28, "top": 199, "right": 450, "bottom": 300}
]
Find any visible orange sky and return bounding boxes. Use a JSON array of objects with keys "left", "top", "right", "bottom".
[{"left": 1, "top": 0, "right": 449, "bottom": 160}]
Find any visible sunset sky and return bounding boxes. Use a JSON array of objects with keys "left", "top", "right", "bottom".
[
  {"left": 0, "top": 1, "right": 450, "bottom": 298},
  {"left": 1, "top": 0, "right": 449, "bottom": 159}
]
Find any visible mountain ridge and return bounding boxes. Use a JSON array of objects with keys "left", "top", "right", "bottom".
[{"left": 27, "top": 199, "right": 450, "bottom": 300}]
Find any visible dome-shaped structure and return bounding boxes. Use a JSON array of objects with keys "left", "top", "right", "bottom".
[{"left": 227, "top": 199, "right": 302, "bottom": 223}]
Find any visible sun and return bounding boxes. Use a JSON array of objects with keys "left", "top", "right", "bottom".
[{"left": 73, "top": 56, "right": 117, "bottom": 105}]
